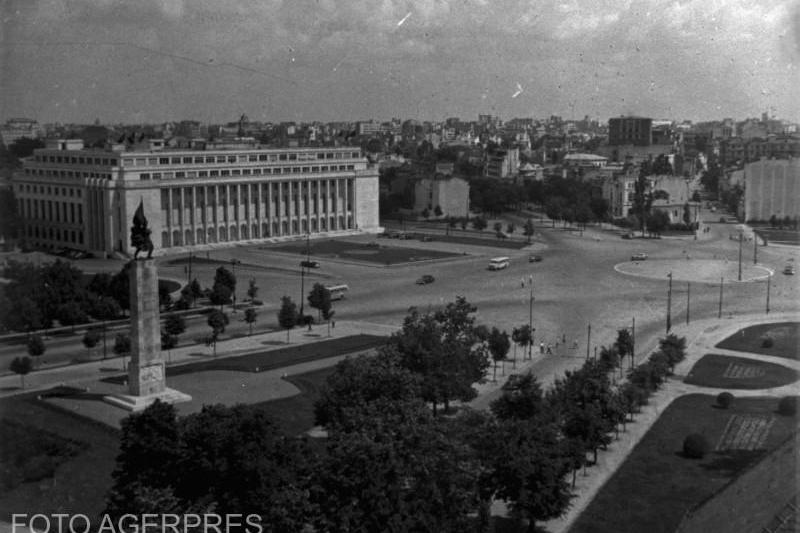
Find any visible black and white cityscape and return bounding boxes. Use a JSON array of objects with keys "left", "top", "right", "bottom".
[{"left": 0, "top": 2, "right": 798, "bottom": 533}]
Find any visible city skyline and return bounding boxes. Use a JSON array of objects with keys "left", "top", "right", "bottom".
[{"left": 1, "top": 0, "right": 798, "bottom": 125}]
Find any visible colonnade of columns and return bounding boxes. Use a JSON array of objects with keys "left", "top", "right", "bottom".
[{"left": 159, "top": 177, "right": 355, "bottom": 248}]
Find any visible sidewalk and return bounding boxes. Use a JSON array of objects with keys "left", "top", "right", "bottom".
[
  {"left": 541, "top": 311, "right": 800, "bottom": 533},
  {"left": 0, "top": 319, "right": 398, "bottom": 398}
]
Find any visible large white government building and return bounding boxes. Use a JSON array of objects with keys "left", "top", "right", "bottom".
[{"left": 13, "top": 139, "right": 380, "bottom": 257}]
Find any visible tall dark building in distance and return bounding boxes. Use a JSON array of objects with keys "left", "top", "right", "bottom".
[{"left": 608, "top": 116, "right": 652, "bottom": 146}]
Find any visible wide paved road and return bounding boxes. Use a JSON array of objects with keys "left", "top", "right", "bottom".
[{"left": 2, "top": 208, "right": 798, "bottom": 392}]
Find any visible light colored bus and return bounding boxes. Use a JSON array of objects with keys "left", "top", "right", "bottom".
[
  {"left": 325, "top": 284, "right": 349, "bottom": 300},
  {"left": 488, "top": 257, "right": 510, "bottom": 270}
]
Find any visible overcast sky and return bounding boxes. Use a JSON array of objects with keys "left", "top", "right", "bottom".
[{"left": 1, "top": 0, "right": 798, "bottom": 125}]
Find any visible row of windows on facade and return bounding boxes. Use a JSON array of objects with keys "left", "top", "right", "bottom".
[
  {"left": 23, "top": 168, "right": 113, "bottom": 180},
  {"left": 17, "top": 184, "right": 83, "bottom": 197},
  {"left": 139, "top": 164, "right": 356, "bottom": 181},
  {"left": 158, "top": 180, "right": 354, "bottom": 206},
  {"left": 26, "top": 225, "right": 84, "bottom": 245},
  {"left": 161, "top": 215, "right": 354, "bottom": 248},
  {"left": 20, "top": 199, "right": 83, "bottom": 225},
  {"left": 32, "top": 150, "right": 361, "bottom": 167},
  {"left": 163, "top": 200, "right": 353, "bottom": 226}
]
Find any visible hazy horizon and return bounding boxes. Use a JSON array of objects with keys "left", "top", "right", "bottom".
[{"left": 2, "top": 0, "right": 798, "bottom": 125}]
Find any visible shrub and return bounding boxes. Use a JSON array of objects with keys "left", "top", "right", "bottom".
[
  {"left": 683, "top": 434, "right": 710, "bottom": 459},
  {"left": 761, "top": 337, "right": 774, "bottom": 348},
  {"left": 716, "top": 392, "right": 734, "bottom": 409},
  {"left": 777, "top": 396, "right": 797, "bottom": 416}
]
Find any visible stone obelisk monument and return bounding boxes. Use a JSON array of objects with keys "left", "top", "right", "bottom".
[{"left": 105, "top": 200, "right": 190, "bottom": 411}]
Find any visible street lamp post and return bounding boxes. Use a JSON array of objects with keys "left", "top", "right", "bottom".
[
  {"left": 718, "top": 276, "right": 724, "bottom": 318},
  {"left": 230, "top": 259, "right": 241, "bottom": 313},
  {"left": 686, "top": 282, "right": 690, "bottom": 325},
  {"left": 666, "top": 272, "right": 673, "bottom": 333},
  {"left": 299, "top": 233, "right": 310, "bottom": 317},
  {"left": 754, "top": 235, "right": 758, "bottom": 264},
  {"left": 738, "top": 231, "right": 743, "bottom": 281}
]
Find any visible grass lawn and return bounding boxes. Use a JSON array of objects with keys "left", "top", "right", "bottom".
[
  {"left": 250, "top": 366, "right": 337, "bottom": 437},
  {"left": 715, "top": 322, "right": 800, "bottom": 360},
  {"left": 570, "top": 394, "right": 798, "bottom": 533},
  {"left": 413, "top": 233, "right": 532, "bottom": 250},
  {"left": 270, "top": 239, "right": 461, "bottom": 265},
  {"left": 0, "top": 393, "right": 120, "bottom": 522},
  {"left": 684, "top": 354, "right": 799, "bottom": 389},
  {"left": 102, "top": 334, "right": 386, "bottom": 384}
]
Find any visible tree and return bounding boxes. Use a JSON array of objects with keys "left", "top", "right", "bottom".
[
  {"left": 57, "top": 301, "right": 88, "bottom": 332},
  {"left": 10, "top": 356, "right": 33, "bottom": 388},
  {"left": 27, "top": 335, "right": 45, "bottom": 367},
  {"left": 277, "top": 296, "right": 297, "bottom": 343},
  {"left": 523, "top": 218, "right": 535, "bottom": 243},
  {"left": 211, "top": 266, "right": 236, "bottom": 309},
  {"left": 513, "top": 324, "right": 532, "bottom": 360},
  {"left": 322, "top": 307, "right": 335, "bottom": 337},
  {"left": 485, "top": 419, "right": 573, "bottom": 532},
  {"left": 244, "top": 307, "right": 257, "bottom": 335},
  {"left": 682, "top": 202, "right": 692, "bottom": 226},
  {"left": 615, "top": 328, "right": 634, "bottom": 369},
  {"left": 598, "top": 345, "right": 620, "bottom": 372},
  {"left": 488, "top": 327, "right": 510, "bottom": 381},
  {"left": 4, "top": 296, "right": 43, "bottom": 334},
  {"left": 472, "top": 216, "right": 488, "bottom": 232},
  {"left": 164, "top": 314, "right": 186, "bottom": 338},
  {"left": 307, "top": 282, "right": 331, "bottom": 321},
  {"left": 90, "top": 296, "right": 121, "bottom": 360},
  {"left": 160, "top": 332, "right": 178, "bottom": 360},
  {"left": 659, "top": 333, "right": 687, "bottom": 372},
  {"left": 490, "top": 372, "right": 544, "bottom": 421},
  {"left": 313, "top": 400, "right": 480, "bottom": 532},
  {"left": 246, "top": 278, "right": 259, "bottom": 302},
  {"left": 114, "top": 333, "right": 131, "bottom": 368},
  {"left": 493, "top": 221, "right": 503, "bottom": 234},
  {"left": 506, "top": 222, "right": 515, "bottom": 234},
  {"left": 314, "top": 354, "right": 421, "bottom": 429},
  {"left": 206, "top": 309, "right": 228, "bottom": 356},
  {"left": 82, "top": 327, "right": 101, "bottom": 358},
  {"left": 647, "top": 209, "right": 669, "bottom": 236},
  {"left": 434, "top": 204, "right": 443, "bottom": 217},
  {"left": 390, "top": 297, "right": 490, "bottom": 414},
  {"left": 460, "top": 218, "right": 468, "bottom": 231}
]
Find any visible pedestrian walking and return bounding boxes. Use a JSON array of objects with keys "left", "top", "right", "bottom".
[
  {"left": 540, "top": 342, "right": 544, "bottom": 354},
  {"left": 572, "top": 339, "right": 578, "bottom": 349},
  {"left": 562, "top": 333, "right": 566, "bottom": 343},
  {"left": 546, "top": 343, "right": 552, "bottom": 355}
]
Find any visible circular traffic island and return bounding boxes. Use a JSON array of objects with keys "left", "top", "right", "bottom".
[
  {"left": 684, "top": 354, "right": 799, "bottom": 389},
  {"left": 615, "top": 258, "right": 772, "bottom": 283}
]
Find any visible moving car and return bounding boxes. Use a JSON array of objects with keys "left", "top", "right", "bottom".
[
  {"left": 416, "top": 274, "right": 435, "bottom": 285},
  {"left": 631, "top": 253, "right": 648, "bottom": 261},
  {"left": 784, "top": 265, "right": 796, "bottom": 275},
  {"left": 528, "top": 255, "right": 543, "bottom": 263},
  {"left": 300, "top": 260, "right": 320, "bottom": 268}
]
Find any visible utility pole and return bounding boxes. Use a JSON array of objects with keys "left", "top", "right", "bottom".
[
  {"left": 753, "top": 235, "right": 758, "bottom": 264},
  {"left": 187, "top": 252, "right": 193, "bottom": 284},
  {"left": 718, "top": 277, "right": 724, "bottom": 318},
  {"left": 738, "top": 232, "right": 743, "bottom": 281},
  {"left": 586, "top": 324, "right": 591, "bottom": 360},
  {"left": 766, "top": 274, "right": 771, "bottom": 314},
  {"left": 230, "top": 258, "right": 241, "bottom": 313},
  {"left": 528, "top": 275, "right": 534, "bottom": 359},
  {"left": 299, "top": 233, "right": 310, "bottom": 317},
  {"left": 686, "top": 282, "right": 690, "bottom": 325},
  {"left": 631, "top": 317, "right": 636, "bottom": 370},
  {"left": 666, "top": 272, "right": 673, "bottom": 333}
]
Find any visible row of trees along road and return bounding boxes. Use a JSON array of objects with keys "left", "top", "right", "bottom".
[{"left": 103, "top": 295, "right": 688, "bottom": 532}]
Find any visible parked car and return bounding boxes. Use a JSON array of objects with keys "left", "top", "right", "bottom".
[
  {"left": 365, "top": 241, "right": 380, "bottom": 248},
  {"left": 398, "top": 232, "right": 413, "bottom": 240},
  {"left": 528, "top": 255, "right": 543, "bottom": 263},
  {"left": 416, "top": 274, "right": 435, "bottom": 285},
  {"left": 300, "top": 260, "right": 320, "bottom": 269},
  {"left": 420, "top": 235, "right": 434, "bottom": 242},
  {"left": 631, "top": 253, "right": 648, "bottom": 261},
  {"left": 784, "top": 265, "right": 796, "bottom": 275},
  {"left": 621, "top": 233, "right": 633, "bottom": 240}
]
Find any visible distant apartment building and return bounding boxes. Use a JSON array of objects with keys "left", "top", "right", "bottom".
[
  {"left": 484, "top": 147, "right": 519, "bottom": 179},
  {"left": 719, "top": 135, "right": 800, "bottom": 167},
  {"left": 744, "top": 158, "right": 800, "bottom": 222},
  {"left": 602, "top": 170, "right": 698, "bottom": 224},
  {"left": 13, "top": 140, "right": 379, "bottom": 257},
  {"left": 0, "top": 118, "right": 42, "bottom": 146},
  {"left": 413, "top": 176, "right": 469, "bottom": 218},
  {"left": 608, "top": 117, "right": 653, "bottom": 146}
]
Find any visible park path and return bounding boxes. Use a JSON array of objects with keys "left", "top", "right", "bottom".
[{"left": 540, "top": 311, "right": 800, "bottom": 533}]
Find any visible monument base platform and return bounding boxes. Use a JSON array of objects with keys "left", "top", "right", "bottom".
[{"left": 103, "top": 388, "right": 192, "bottom": 412}]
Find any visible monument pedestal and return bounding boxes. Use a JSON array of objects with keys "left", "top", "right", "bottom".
[{"left": 104, "top": 258, "right": 191, "bottom": 411}]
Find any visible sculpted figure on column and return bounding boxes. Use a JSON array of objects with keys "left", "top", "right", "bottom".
[{"left": 131, "top": 199, "right": 154, "bottom": 259}]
